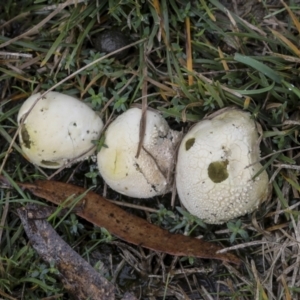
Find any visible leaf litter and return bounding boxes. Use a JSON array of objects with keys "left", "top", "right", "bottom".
[
  {"left": 0, "top": 175, "right": 240, "bottom": 265},
  {"left": 1, "top": 0, "right": 300, "bottom": 298}
]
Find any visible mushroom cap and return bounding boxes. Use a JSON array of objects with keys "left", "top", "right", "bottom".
[
  {"left": 97, "top": 107, "right": 181, "bottom": 198},
  {"left": 176, "top": 108, "right": 269, "bottom": 224},
  {"left": 18, "top": 91, "right": 103, "bottom": 169}
]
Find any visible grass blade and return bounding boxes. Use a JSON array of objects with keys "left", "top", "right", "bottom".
[{"left": 234, "top": 53, "right": 282, "bottom": 84}]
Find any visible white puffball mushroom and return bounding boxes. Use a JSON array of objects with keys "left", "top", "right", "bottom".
[
  {"left": 97, "top": 107, "right": 181, "bottom": 198},
  {"left": 18, "top": 91, "right": 103, "bottom": 169},
  {"left": 176, "top": 108, "right": 269, "bottom": 224}
]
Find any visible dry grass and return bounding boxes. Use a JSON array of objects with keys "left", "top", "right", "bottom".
[{"left": 1, "top": 0, "right": 300, "bottom": 299}]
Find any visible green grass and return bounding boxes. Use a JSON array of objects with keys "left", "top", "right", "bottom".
[{"left": 1, "top": 0, "right": 300, "bottom": 299}]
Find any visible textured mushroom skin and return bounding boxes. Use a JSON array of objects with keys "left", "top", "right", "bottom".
[
  {"left": 97, "top": 108, "right": 181, "bottom": 198},
  {"left": 18, "top": 92, "right": 103, "bottom": 168},
  {"left": 176, "top": 108, "right": 269, "bottom": 224}
]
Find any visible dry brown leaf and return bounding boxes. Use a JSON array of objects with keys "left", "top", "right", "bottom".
[{"left": 6, "top": 177, "right": 241, "bottom": 265}]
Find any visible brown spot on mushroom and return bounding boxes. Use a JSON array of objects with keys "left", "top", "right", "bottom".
[
  {"left": 208, "top": 160, "right": 229, "bottom": 183},
  {"left": 21, "top": 125, "right": 32, "bottom": 148},
  {"left": 185, "top": 138, "right": 195, "bottom": 151},
  {"left": 40, "top": 160, "right": 61, "bottom": 167}
]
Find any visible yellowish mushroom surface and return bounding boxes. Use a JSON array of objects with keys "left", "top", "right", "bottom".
[
  {"left": 18, "top": 92, "right": 103, "bottom": 168},
  {"left": 97, "top": 108, "right": 181, "bottom": 198}
]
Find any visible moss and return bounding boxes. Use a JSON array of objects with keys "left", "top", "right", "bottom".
[{"left": 208, "top": 160, "right": 229, "bottom": 183}]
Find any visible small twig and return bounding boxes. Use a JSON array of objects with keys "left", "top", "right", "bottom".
[
  {"left": 273, "top": 163, "right": 300, "bottom": 170},
  {"left": 107, "top": 199, "right": 158, "bottom": 213},
  {"left": 0, "top": 192, "right": 10, "bottom": 245},
  {"left": 247, "top": 145, "right": 300, "bottom": 168},
  {"left": 142, "top": 146, "right": 167, "bottom": 180},
  {"left": 0, "top": 288, "right": 17, "bottom": 300},
  {"left": 36, "top": 0, "right": 87, "bottom": 11},
  {"left": 223, "top": 262, "right": 252, "bottom": 286},
  {"left": 0, "top": 51, "right": 32, "bottom": 58},
  {"left": 40, "top": 294, "right": 64, "bottom": 300},
  {"left": 201, "top": 285, "right": 214, "bottom": 300},
  {"left": 266, "top": 201, "right": 300, "bottom": 217},
  {"left": 136, "top": 49, "right": 148, "bottom": 159},
  {"left": 216, "top": 240, "right": 277, "bottom": 254},
  {"left": 0, "top": 12, "right": 29, "bottom": 31},
  {"left": 251, "top": 259, "right": 263, "bottom": 300}
]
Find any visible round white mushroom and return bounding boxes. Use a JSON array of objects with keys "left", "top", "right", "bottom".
[
  {"left": 18, "top": 91, "right": 103, "bottom": 169},
  {"left": 97, "top": 107, "right": 181, "bottom": 198},
  {"left": 176, "top": 108, "right": 269, "bottom": 224}
]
